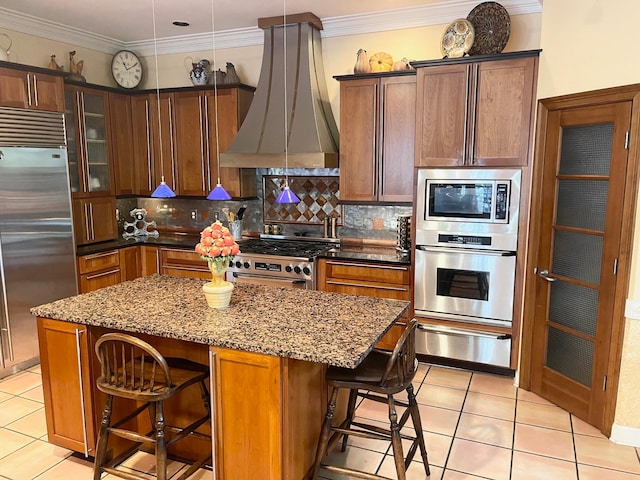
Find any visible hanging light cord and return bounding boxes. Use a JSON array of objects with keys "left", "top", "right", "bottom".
[
  {"left": 282, "top": 0, "right": 289, "bottom": 188},
  {"left": 211, "top": 0, "right": 222, "bottom": 187},
  {"left": 151, "top": 0, "right": 165, "bottom": 185}
]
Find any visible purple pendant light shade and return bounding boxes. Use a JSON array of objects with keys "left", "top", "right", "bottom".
[
  {"left": 275, "top": 183, "right": 300, "bottom": 204},
  {"left": 151, "top": 177, "right": 177, "bottom": 198},
  {"left": 207, "top": 181, "right": 232, "bottom": 200},
  {"left": 273, "top": 0, "right": 299, "bottom": 205},
  {"left": 149, "top": 0, "right": 176, "bottom": 198},
  {"left": 205, "top": 0, "right": 232, "bottom": 201}
]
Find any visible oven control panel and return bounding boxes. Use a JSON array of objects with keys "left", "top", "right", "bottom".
[{"left": 228, "top": 254, "right": 314, "bottom": 281}]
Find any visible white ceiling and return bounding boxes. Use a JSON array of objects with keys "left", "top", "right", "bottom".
[{"left": 0, "top": 0, "right": 542, "bottom": 55}]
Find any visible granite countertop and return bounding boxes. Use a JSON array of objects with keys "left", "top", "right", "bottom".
[
  {"left": 75, "top": 234, "right": 202, "bottom": 256},
  {"left": 31, "top": 275, "right": 409, "bottom": 369}
]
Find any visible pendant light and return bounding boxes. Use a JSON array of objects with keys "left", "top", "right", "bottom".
[
  {"left": 150, "top": 0, "right": 176, "bottom": 198},
  {"left": 206, "top": 0, "right": 232, "bottom": 201},
  {"left": 274, "top": 0, "right": 300, "bottom": 204}
]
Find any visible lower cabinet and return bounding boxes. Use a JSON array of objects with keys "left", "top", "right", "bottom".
[
  {"left": 160, "top": 248, "right": 209, "bottom": 279},
  {"left": 37, "top": 318, "right": 96, "bottom": 456},
  {"left": 140, "top": 245, "right": 160, "bottom": 276},
  {"left": 77, "top": 249, "right": 121, "bottom": 293},
  {"left": 316, "top": 258, "right": 412, "bottom": 350},
  {"left": 209, "top": 346, "right": 325, "bottom": 480}
]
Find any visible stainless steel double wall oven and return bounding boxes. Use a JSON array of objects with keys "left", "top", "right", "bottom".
[{"left": 413, "top": 168, "right": 521, "bottom": 368}]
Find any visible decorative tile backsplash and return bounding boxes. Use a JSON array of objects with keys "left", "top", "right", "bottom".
[
  {"left": 263, "top": 175, "right": 342, "bottom": 225},
  {"left": 115, "top": 168, "right": 412, "bottom": 241}
]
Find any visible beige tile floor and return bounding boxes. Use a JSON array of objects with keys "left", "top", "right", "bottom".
[{"left": 0, "top": 363, "right": 639, "bottom": 479}]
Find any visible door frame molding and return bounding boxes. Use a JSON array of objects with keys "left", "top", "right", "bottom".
[{"left": 519, "top": 83, "right": 640, "bottom": 436}]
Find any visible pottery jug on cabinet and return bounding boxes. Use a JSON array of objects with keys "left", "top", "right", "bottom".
[{"left": 185, "top": 58, "right": 210, "bottom": 86}]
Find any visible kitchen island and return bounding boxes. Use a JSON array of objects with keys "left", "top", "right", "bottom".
[{"left": 31, "top": 274, "right": 409, "bottom": 479}]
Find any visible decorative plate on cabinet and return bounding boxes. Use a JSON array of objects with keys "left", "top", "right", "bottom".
[
  {"left": 467, "top": 1, "right": 511, "bottom": 55},
  {"left": 441, "top": 19, "right": 475, "bottom": 58}
]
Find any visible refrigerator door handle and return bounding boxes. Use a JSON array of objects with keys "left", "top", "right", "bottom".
[{"left": 0, "top": 241, "right": 14, "bottom": 366}]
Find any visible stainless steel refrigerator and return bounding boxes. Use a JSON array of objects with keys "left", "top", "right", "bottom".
[{"left": 0, "top": 107, "right": 78, "bottom": 379}]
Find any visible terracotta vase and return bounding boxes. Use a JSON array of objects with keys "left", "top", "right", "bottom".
[{"left": 202, "top": 259, "right": 234, "bottom": 308}]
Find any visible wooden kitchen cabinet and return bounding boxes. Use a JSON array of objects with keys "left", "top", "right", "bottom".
[
  {"left": 173, "top": 86, "right": 256, "bottom": 198},
  {"left": 336, "top": 72, "right": 416, "bottom": 202},
  {"left": 72, "top": 197, "right": 118, "bottom": 246},
  {"left": 160, "top": 248, "right": 209, "bottom": 279},
  {"left": 414, "top": 52, "right": 538, "bottom": 167},
  {"left": 317, "top": 258, "right": 411, "bottom": 349},
  {"left": 131, "top": 92, "right": 177, "bottom": 196},
  {"left": 77, "top": 248, "right": 121, "bottom": 293},
  {"left": 108, "top": 92, "right": 136, "bottom": 196},
  {"left": 210, "top": 347, "right": 325, "bottom": 479},
  {"left": 37, "top": 318, "right": 96, "bottom": 455},
  {"left": 0, "top": 66, "right": 64, "bottom": 111},
  {"left": 65, "top": 86, "right": 115, "bottom": 197},
  {"left": 140, "top": 245, "right": 160, "bottom": 276}
]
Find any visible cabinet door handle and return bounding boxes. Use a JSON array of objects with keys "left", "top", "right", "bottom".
[
  {"left": 74, "top": 328, "right": 90, "bottom": 456},
  {"left": 32, "top": 74, "right": 39, "bottom": 107},
  {"left": 26, "top": 73, "right": 33, "bottom": 106},
  {"left": 468, "top": 64, "right": 479, "bottom": 165},
  {"left": 83, "top": 203, "right": 91, "bottom": 242},
  {"left": 88, "top": 202, "right": 95, "bottom": 241},
  {"left": 208, "top": 350, "right": 218, "bottom": 479},
  {"left": 83, "top": 251, "right": 117, "bottom": 261},
  {"left": 168, "top": 97, "right": 176, "bottom": 190},
  {"left": 85, "top": 268, "right": 120, "bottom": 280},
  {"left": 326, "top": 280, "right": 408, "bottom": 292},
  {"left": 144, "top": 100, "right": 153, "bottom": 191},
  {"left": 199, "top": 98, "right": 207, "bottom": 191}
]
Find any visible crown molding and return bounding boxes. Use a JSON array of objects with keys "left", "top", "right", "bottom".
[
  {"left": 0, "top": 7, "right": 125, "bottom": 53},
  {"left": 0, "top": 0, "right": 541, "bottom": 57}
]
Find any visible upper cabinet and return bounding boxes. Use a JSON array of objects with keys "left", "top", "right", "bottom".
[
  {"left": 65, "top": 86, "right": 114, "bottom": 196},
  {"left": 173, "top": 86, "right": 256, "bottom": 198},
  {"left": 0, "top": 66, "right": 64, "bottom": 112},
  {"left": 108, "top": 92, "right": 135, "bottom": 196},
  {"left": 414, "top": 52, "right": 539, "bottom": 167},
  {"left": 130, "top": 92, "right": 177, "bottom": 196},
  {"left": 336, "top": 72, "right": 416, "bottom": 203}
]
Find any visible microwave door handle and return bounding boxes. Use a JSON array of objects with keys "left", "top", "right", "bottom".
[{"left": 416, "top": 245, "right": 515, "bottom": 256}]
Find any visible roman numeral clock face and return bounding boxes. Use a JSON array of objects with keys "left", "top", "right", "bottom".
[{"left": 111, "top": 50, "right": 143, "bottom": 89}]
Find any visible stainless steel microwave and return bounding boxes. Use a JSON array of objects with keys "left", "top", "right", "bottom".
[{"left": 415, "top": 168, "right": 521, "bottom": 245}]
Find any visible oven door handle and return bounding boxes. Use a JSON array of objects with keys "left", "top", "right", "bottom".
[
  {"left": 416, "top": 245, "right": 516, "bottom": 256},
  {"left": 233, "top": 273, "right": 307, "bottom": 288},
  {"left": 417, "top": 324, "right": 511, "bottom": 340}
]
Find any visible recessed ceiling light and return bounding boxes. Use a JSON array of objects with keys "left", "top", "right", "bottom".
[{"left": 173, "top": 21, "right": 190, "bottom": 27}]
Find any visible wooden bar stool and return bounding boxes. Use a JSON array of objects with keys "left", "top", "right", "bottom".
[
  {"left": 311, "top": 319, "right": 430, "bottom": 480},
  {"left": 93, "top": 333, "right": 211, "bottom": 480}
]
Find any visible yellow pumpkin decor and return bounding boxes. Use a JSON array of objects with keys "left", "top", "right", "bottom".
[{"left": 368, "top": 52, "right": 393, "bottom": 72}]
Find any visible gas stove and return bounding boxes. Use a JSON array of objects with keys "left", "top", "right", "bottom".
[{"left": 226, "top": 236, "right": 338, "bottom": 289}]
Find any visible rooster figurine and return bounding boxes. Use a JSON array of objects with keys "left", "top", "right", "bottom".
[{"left": 68, "top": 50, "right": 86, "bottom": 82}]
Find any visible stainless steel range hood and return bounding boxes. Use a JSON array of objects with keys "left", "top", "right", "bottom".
[{"left": 220, "top": 13, "right": 339, "bottom": 169}]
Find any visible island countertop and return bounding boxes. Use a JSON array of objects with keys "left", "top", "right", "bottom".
[{"left": 31, "top": 274, "right": 409, "bottom": 368}]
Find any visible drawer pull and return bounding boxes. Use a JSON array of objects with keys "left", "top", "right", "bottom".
[
  {"left": 326, "top": 261, "right": 408, "bottom": 271},
  {"left": 85, "top": 269, "right": 120, "bottom": 280},
  {"left": 326, "top": 280, "right": 408, "bottom": 292},
  {"left": 84, "top": 251, "right": 118, "bottom": 260}
]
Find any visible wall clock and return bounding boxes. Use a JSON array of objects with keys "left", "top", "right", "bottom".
[{"left": 111, "top": 50, "right": 143, "bottom": 89}]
